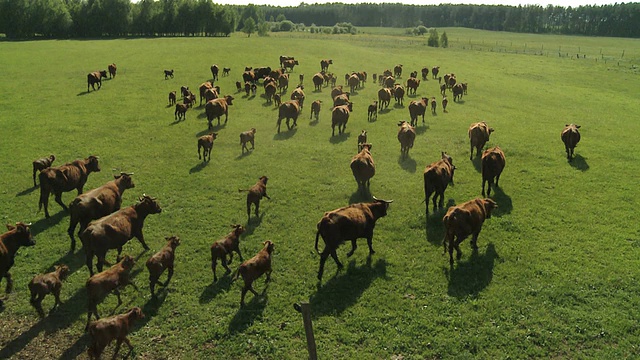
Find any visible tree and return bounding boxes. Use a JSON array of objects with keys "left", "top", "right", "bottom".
[
  {"left": 427, "top": 28, "right": 439, "bottom": 47},
  {"left": 242, "top": 17, "right": 256, "bottom": 37},
  {"left": 257, "top": 21, "right": 270, "bottom": 36},
  {"left": 279, "top": 20, "right": 294, "bottom": 31},
  {"left": 416, "top": 25, "right": 428, "bottom": 35},
  {"left": 440, "top": 31, "right": 448, "bottom": 47},
  {"left": 276, "top": 13, "right": 286, "bottom": 22}
]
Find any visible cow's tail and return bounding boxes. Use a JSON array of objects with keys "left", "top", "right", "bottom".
[
  {"left": 231, "top": 266, "right": 244, "bottom": 283},
  {"left": 37, "top": 172, "right": 51, "bottom": 213},
  {"left": 315, "top": 229, "right": 322, "bottom": 254},
  {"left": 238, "top": 189, "right": 249, "bottom": 193}
]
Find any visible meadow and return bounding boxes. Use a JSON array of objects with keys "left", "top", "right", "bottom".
[{"left": 0, "top": 28, "right": 639, "bottom": 359}]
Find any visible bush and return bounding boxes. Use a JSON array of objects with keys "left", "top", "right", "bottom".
[{"left": 428, "top": 28, "right": 439, "bottom": 47}]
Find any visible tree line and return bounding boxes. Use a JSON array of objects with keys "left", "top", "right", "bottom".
[{"left": 0, "top": 0, "right": 638, "bottom": 40}]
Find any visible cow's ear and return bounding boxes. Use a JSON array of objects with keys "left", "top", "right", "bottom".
[
  {"left": 576, "top": 125, "right": 581, "bottom": 128},
  {"left": 565, "top": 124, "right": 570, "bottom": 127},
  {"left": 6, "top": 224, "right": 15, "bottom": 231}
]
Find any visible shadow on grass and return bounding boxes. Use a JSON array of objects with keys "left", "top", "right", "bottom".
[
  {"left": 415, "top": 123, "right": 429, "bottom": 135},
  {"left": 199, "top": 276, "right": 233, "bottom": 304},
  {"left": 398, "top": 154, "right": 417, "bottom": 173},
  {"left": 197, "top": 112, "right": 207, "bottom": 119},
  {"left": 472, "top": 154, "right": 482, "bottom": 173},
  {"left": 235, "top": 151, "right": 252, "bottom": 160},
  {"left": 349, "top": 188, "right": 372, "bottom": 204},
  {"left": 492, "top": 187, "right": 513, "bottom": 216},
  {"left": 570, "top": 154, "right": 589, "bottom": 171},
  {"left": 139, "top": 291, "right": 167, "bottom": 327},
  {"left": 445, "top": 243, "right": 498, "bottom": 299},
  {"left": 425, "top": 199, "right": 455, "bottom": 246},
  {"left": 329, "top": 132, "right": 350, "bottom": 144},
  {"left": 309, "top": 118, "right": 319, "bottom": 126},
  {"left": 189, "top": 161, "right": 208, "bottom": 174},
  {"left": 16, "top": 186, "right": 37, "bottom": 197},
  {"left": 168, "top": 118, "right": 185, "bottom": 126},
  {"left": 76, "top": 91, "right": 90, "bottom": 96},
  {"left": 228, "top": 291, "right": 268, "bottom": 334},
  {"left": 45, "top": 248, "right": 86, "bottom": 276},
  {"left": 273, "top": 128, "right": 297, "bottom": 140},
  {"left": 57, "top": 333, "right": 89, "bottom": 360},
  {"left": 30, "top": 211, "right": 67, "bottom": 236},
  {"left": 196, "top": 124, "right": 225, "bottom": 137},
  {"left": 393, "top": 103, "right": 405, "bottom": 109},
  {"left": 310, "top": 258, "right": 387, "bottom": 317}
]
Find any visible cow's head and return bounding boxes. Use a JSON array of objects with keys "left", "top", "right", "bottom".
[
  {"left": 371, "top": 196, "right": 394, "bottom": 217},
  {"left": 5, "top": 222, "right": 36, "bottom": 247},
  {"left": 259, "top": 176, "right": 269, "bottom": 185},
  {"left": 129, "top": 306, "right": 145, "bottom": 320},
  {"left": 49, "top": 154, "right": 56, "bottom": 162},
  {"left": 165, "top": 235, "right": 180, "bottom": 249},
  {"left": 231, "top": 224, "right": 246, "bottom": 236},
  {"left": 115, "top": 173, "right": 135, "bottom": 189},
  {"left": 483, "top": 198, "right": 498, "bottom": 218},
  {"left": 225, "top": 95, "right": 234, "bottom": 105},
  {"left": 99, "top": 70, "right": 108, "bottom": 79},
  {"left": 441, "top": 152, "right": 456, "bottom": 184},
  {"left": 361, "top": 143, "right": 372, "bottom": 152},
  {"left": 565, "top": 124, "right": 581, "bottom": 130},
  {"left": 347, "top": 102, "right": 353, "bottom": 112},
  {"left": 55, "top": 264, "right": 70, "bottom": 281},
  {"left": 263, "top": 240, "right": 275, "bottom": 254},
  {"left": 138, "top": 194, "right": 162, "bottom": 215},
  {"left": 86, "top": 155, "right": 101, "bottom": 173},
  {"left": 120, "top": 254, "right": 135, "bottom": 270},
  {"left": 210, "top": 132, "right": 219, "bottom": 140}
]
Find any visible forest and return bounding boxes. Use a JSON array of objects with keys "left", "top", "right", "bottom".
[{"left": 0, "top": 0, "right": 638, "bottom": 39}]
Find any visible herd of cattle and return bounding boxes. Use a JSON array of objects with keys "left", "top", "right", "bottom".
[{"left": 0, "top": 55, "right": 583, "bottom": 358}]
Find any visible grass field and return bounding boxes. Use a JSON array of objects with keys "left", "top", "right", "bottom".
[{"left": 0, "top": 28, "right": 640, "bottom": 359}]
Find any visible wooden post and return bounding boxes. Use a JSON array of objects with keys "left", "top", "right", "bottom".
[{"left": 294, "top": 302, "right": 317, "bottom": 360}]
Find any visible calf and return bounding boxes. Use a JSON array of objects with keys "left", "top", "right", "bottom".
[
  {"left": 442, "top": 96, "right": 448, "bottom": 113},
  {"left": 331, "top": 102, "right": 353, "bottom": 136},
  {"left": 164, "top": 69, "right": 174, "bottom": 79},
  {"left": 168, "top": 91, "right": 177, "bottom": 106},
  {"left": 443, "top": 198, "right": 497, "bottom": 266},
  {"left": 310, "top": 100, "right": 322, "bottom": 121},
  {"left": 210, "top": 225, "right": 246, "bottom": 282},
  {"left": 350, "top": 143, "right": 375, "bottom": 191},
  {"left": 205, "top": 95, "right": 234, "bottom": 129},
  {"left": 32, "top": 154, "right": 55, "bottom": 187},
  {"left": 423, "top": 152, "right": 456, "bottom": 214},
  {"left": 481, "top": 146, "right": 506, "bottom": 197},
  {"left": 357, "top": 130, "right": 367, "bottom": 152},
  {"left": 273, "top": 94, "right": 281, "bottom": 108},
  {"left": 146, "top": 236, "right": 180, "bottom": 296},
  {"left": 240, "top": 128, "right": 256, "bottom": 154},
  {"left": 222, "top": 67, "right": 231, "bottom": 76},
  {"left": 29, "top": 264, "right": 70, "bottom": 317},
  {"left": 469, "top": 121, "right": 494, "bottom": 160},
  {"left": 0, "top": 223, "right": 36, "bottom": 304},
  {"left": 174, "top": 103, "right": 188, "bottom": 121},
  {"left": 108, "top": 63, "right": 117, "bottom": 78},
  {"left": 198, "top": 132, "right": 218, "bottom": 162},
  {"left": 561, "top": 124, "right": 581, "bottom": 161},
  {"left": 430, "top": 96, "right": 437, "bottom": 114},
  {"left": 85, "top": 255, "right": 138, "bottom": 329},
  {"left": 236, "top": 81, "right": 242, "bottom": 92},
  {"left": 87, "top": 307, "right": 144, "bottom": 360},
  {"left": 397, "top": 121, "right": 416, "bottom": 159},
  {"left": 234, "top": 240, "right": 274, "bottom": 307},
  {"left": 367, "top": 101, "right": 378, "bottom": 121},
  {"left": 239, "top": 176, "right": 271, "bottom": 221}
]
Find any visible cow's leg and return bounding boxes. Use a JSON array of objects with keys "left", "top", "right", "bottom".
[
  {"left": 32, "top": 168, "right": 37, "bottom": 187},
  {"left": 471, "top": 231, "right": 480, "bottom": 249},
  {"left": 246, "top": 200, "right": 252, "bottom": 221},
  {"left": 250, "top": 139, "right": 255, "bottom": 150},
  {"left": 366, "top": 236, "right": 376, "bottom": 255},
  {"left": 240, "top": 287, "right": 248, "bottom": 307},
  {"left": 68, "top": 219, "right": 78, "bottom": 252},
  {"left": 448, "top": 237, "right": 455, "bottom": 267},
  {"left": 235, "top": 248, "right": 243, "bottom": 262},
  {"left": 254, "top": 200, "right": 260, "bottom": 217},
  {"left": 135, "top": 234, "right": 150, "bottom": 251},
  {"left": 222, "top": 257, "right": 232, "bottom": 275},
  {"left": 487, "top": 179, "right": 493, "bottom": 198},
  {"left": 86, "top": 251, "right": 95, "bottom": 276},
  {"left": 318, "top": 249, "right": 330, "bottom": 280},
  {"left": 438, "top": 190, "right": 445, "bottom": 209},
  {"left": 123, "top": 337, "right": 134, "bottom": 358},
  {"left": 114, "top": 289, "right": 122, "bottom": 307},
  {"left": 54, "top": 192, "right": 68, "bottom": 211},
  {"left": 482, "top": 179, "right": 487, "bottom": 197},
  {"left": 149, "top": 274, "right": 158, "bottom": 296},
  {"left": 164, "top": 266, "right": 174, "bottom": 286},
  {"left": 52, "top": 286, "right": 62, "bottom": 310},
  {"left": 346, "top": 239, "right": 357, "bottom": 257},
  {"left": 212, "top": 258, "right": 218, "bottom": 282},
  {"left": 113, "top": 339, "right": 123, "bottom": 359},
  {"left": 4, "top": 273, "right": 12, "bottom": 293}
]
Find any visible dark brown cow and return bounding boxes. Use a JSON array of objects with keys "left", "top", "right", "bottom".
[
  {"left": 68, "top": 173, "right": 135, "bottom": 252},
  {"left": 408, "top": 97, "right": 428, "bottom": 126},
  {"left": 283, "top": 59, "right": 299, "bottom": 72},
  {"left": 310, "top": 100, "right": 322, "bottom": 121},
  {"left": 168, "top": 91, "right": 177, "bottom": 106},
  {"left": 561, "top": 124, "right": 581, "bottom": 161},
  {"left": 406, "top": 77, "right": 420, "bottom": 95},
  {"left": 164, "top": 69, "right": 174, "bottom": 79},
  {"left": 146, "top": 236, "right": 180, "bottom": 296},
  {"left": 394, "top": 64, "right": 403, "bottom": 78},
  {"left": 243, "top": 70, "right": 256, "bottom": 84},
  {"left": 210, "top": 64, "right": 219, "bottom": 81},
  {"left": 423, "top": 152, "right": 456, "bottom": 214},
  {"left": 469, "top": 121, "right": 494, "bottom": 160},
  {"left": 332, "top": 102, "right": 352, "bottom": 136},
  {"left": 29, "top": 264, "right": 69, "bottom": 317},
  {"left": 264, "top": 82, "right": 277, "bottom": 104},
  {"left": 357, "top": 130, "right": 368, "bottom": 152},
  {"left": 279, "top": 55, "right": 295, "bottom": 68},
  {"left": 254, "top": 66, "right": 272, "bottom": 79},
  {"left": 87, "top": 307, "right": 144, "bottom": 360},
  {"left": 397, "top": 121, "right": 416, "bottom": 159},
  {"left": 453, "top": 83, "right": 464, "bottom": 102},
  {"left": 430, "top": 96, "right": 437, "bottom": 114},
  {"left": 0, "top": 222, "right": 36, "bottom": 306},
  {"left": 367, "top": 101, "right": 378, "bottom": 121},
  {"left": 240, "top": 128, "right": 256, "bottom": 154},
  {"left": 199, "top": 82, "right": 214, "bottom": 105},
  {"left": 482, "top": 146, "right": 506, "bottom": 197},
  {"left": 432, "top": 66, "right": 440, "bottom": 79},
  {"left": 312, "top": 73, "right": 324, "bottom": 92},
  {"left": 320, "top": 59, "right": 333, "bottom": 72},
  {"left": 205, "top": 95, "right": 234, "bottom": 129},
  {"left": 291, "top": 85, "right": 306, "bottom": 108},
  {"left": 198, "top": 132, "right": 218, "bottom": 162},
  {"left": 277, "top": 99, "right": 301, "bottom": 133},
  {"left": 32, "top": 154, "right": 55, "bottom": 187},
  {"left": 222, "top": 67, "right": 230, "bottom": 76},
  {"left": 348, "top": 74, "right": 360, "bottom": 93},
  {"left": 421, "top": 67, "right": 429, "bottom": 80},
  {"left": 87, "top": 70, "right": 107, "bottom": 92},
  {"left": 108, "top": 63, "right": 117, "bottom": 79},
  {"left": 314, "top": 197, "right": 393, "bottom": 280},
  {"left": 330, "top": 86, "right": 345, "bottom": 101},
  {"left": 239, "top": 176, "right": 271, "bottom": 221},
  {"left": 210, "top": 225, "right": 245, "bottom": 282},
  {"left": 350, "top": 143, "right": 375, "bottom": 191},
  {"left": 278, "top": 74, "right": 289, "bottom": 93},
  {"left": 39, "top": 155, "right": 101, "bottom": 218},
  {"left": 234, "top": 240, "right": 274, "bottom": 307},
  {"left": 443, "top": 198, "right": 497, "bottom": 266},
  {"left": 174, "top": 103, "right": 188, "bottom": 120},
  {"left": 378, "top": 88, "right": 392, "bottom": 110},
  {"left": 393, "top": 84, "right": 405, "bottom": 106},
  {"left": 440, "top": 83, "right": 447, "bottom": 96},
  {"left": 80, "top": 195, "right": 162, "bottom": 276},
  {"left": 333, "top": 93, "right": 350, "bottom": 107},
  {"left": 235, "top": 81, "right": 242, "bottom": 92},
  {"left": 442, "top": 96, "right": 449, "bottom": 113}
]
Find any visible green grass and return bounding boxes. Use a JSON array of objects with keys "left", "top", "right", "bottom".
[{"left": 0, "top": 29, "right": 639, "bottom": 359}]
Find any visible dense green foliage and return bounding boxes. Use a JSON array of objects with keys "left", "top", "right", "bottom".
[
  {"left": 1, "top": 1, "right": 639, "bottom": 39},
  {"left": 0, "top": 29, "right": 639, "bottom": 359}
]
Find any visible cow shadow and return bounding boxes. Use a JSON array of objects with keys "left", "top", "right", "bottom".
[
  {"left": 393, "top": 103, "right": 405, "bottom": 109},
  {"left": 30, "top": 211, "right": 67, "bottom": 236},
  {"left": 329, "top": 132, "right": 350, "bottom": 144},
  {"left": 199, "top": 276, "right": 233, "bottom": 304},
  {"left": 196, "top": 124, "right": 224, "bottom": 137},
  {"left": 472, "top": 155, "right": 482, "bottom": 172},
  {"left": 349, "top": 188, "right": 372, "bottom": 204},
  {"left": 398, "top": 155, "right": 417, "bottom": 173},
  {"left": 246, "top": 212, "right": 265, "bottom": 228},
  {"left": 197, "top": 112, "right": 208, "bottom": 119},
  {"left": 309, "top": 118, "right": 319, "bottom": 126},
  {"left": 378, "top": 108, "right": 391, "bottom": 115},
  {"left": 189, "top": 161, "right": 208, "bottom": 174},
  {"left": 228, "top": 292, "right": 268, "bottom": 334},
  {"left": 455, "top": 100, "right": 466, "bottom": 105},
  {"left": 235, "top": 151, "right": 252, "bottom": 160},
  {"left": 76, "top": 91, "right": 90, "bottom": 96},
  {"left": 273, "top": 128, "right": 297, "bottom": 140},
  {"left": 57, "top": 333, "right": 90, "bottom": 360},
  {"left": 310, "top": 258, "right": 387, "bottom": 317},
  {"left": 16, "top": 186, "right": 38, "bottom": 197},
  {"left": 445, "top": 243, "right": 498, "bottom": 299},
  {"left": 168, "top": 118, "right": 184, "bottom": 126},
  {"left": 415, "top": 123, "right": 429, "bottom": 135},
  {"left": 45, "top": 248, "right": 86, "bottom": 275},
  {"left": 569, "top": 154, "right": 589, "bottom": 171},
  {"left": 139, "top": 290, "right": 168, "bottom": 327},
  {"left": 492, "top": 187, "right": 513, "bottom": 216},
  {"left": 425, "top": 199, "right": 455, "bottom": 246},
  {"left": 261, "top": 102, "right": 273, "bottom": 108},
  {"left": 165, "top": 104, "right": 174, "bottom": 108}
]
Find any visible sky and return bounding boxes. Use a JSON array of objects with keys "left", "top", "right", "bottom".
[{"left": 213, "top": 0, "right": 617, "bottom": 7}]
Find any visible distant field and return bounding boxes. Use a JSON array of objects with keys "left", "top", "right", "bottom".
[{"left": 0, "top": 29, "right": 639, "bottom": 359}]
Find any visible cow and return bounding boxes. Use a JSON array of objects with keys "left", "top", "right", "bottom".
[
  {"left": 244, "top": 81, "right": 251, "bottom": 96},
  {"left": 453, "top": 83, "right": 464, "bottom": 102},
  {"left": 442, "top": 96, "right": 449, "bottom": 113},
  {"left": 409, "top": 70, "right": 418, "bottom": 79},
  {"left": 29, "top": 264, "right": 70, "bottom": 317},
  {"left": 239, "top": 176, "right": 270, "bottom": 221},
  {"left": 243, "top": 70, "right": 256, "bottom": 84},
  {"left": 310, "top": 100, "right": 322, "bottom": 121},
  {"left": 440, "top": 83, "right": 447, "bottom": 96},
  {"left": 561, "top": 124, "right": 581, "bottom": 161},
  {"left": 80, "top": 195, "right": 162, "bottom": 276},
  {"left": 164, "top": 69, "right": 174, "bottom": 79},
  {"left": 348, "top": 74, "right": 360, "bottom": 93},
  {"left": 236, "top": 81, "right": 242, "bottom": 93},
  {"left": 234, "top": 240, "right": 274, "bottom": 307},
  {"left": 383, "top": 75, "right": 395, "bottom": 89},
  {"left": 210, "top": 225, "right": 245, "bottom": 282},
  {"left": 333, "top": 93, "right": 350, "bottom": 107},
  {"left": 443, "top": 198, "right": 497, "bottom": 266},
  {"left": 423, "top": 152, "right": 456, "bottom": 215},
  {"left": 312, "top": 73, "right": 324, "bottom": 92},
  {"left": 299, "top": 73, "right": 304, "bottom": 84},
  {"left": 87, "top": 307, "right": 144, "bottom": 360},
  {"left": 39, "top": 155, "right": 101, "bottom": 218},
  {"left": 430, "top": 97, "right": 437, "bottom": 114},
  {"left": 278, "top": 74, "right": 289, "bottom": 93},
  {"left": 174, "top": 103, "right": 188, "bottom": 120},
  {"left": 482, "top": 146, "right": 506, "bottom": 197},
  {"left": 254, "top": 67, "right": 272, "bottom": 80},
  {"left": 210, "top": 64, "right": 219, "bottom": 81},
  {"left": 205, "top": 95, "right": 234, "bottom": 129},
  {"left": 350, "top": 143, "right": 375, "bottom": 191},
  {"left": 291, "top": 85, "right": 305, "bottom": 108},
  {"left": 279, "top": 55, "right": 295, "bottom": 68},
  {"left": 320, "top": 59, "right": 333, "bottom": 72},
  {"left": 421, "top": 67, "right": 429, "bottom": 80},
  {"left": 32, "top": 154, "right": 56, "bottom": 187},
  {"left": 357, "top": 130, "right": 367, "bottom": 152},
  {"left": 397, "top": 121, "right": 416, "bottom": 159},
  {"left": 67, "top": 173, "right": 135, "bottom": 253},
  {"left": 332, "top": 102, "right": 352, "bottom": 136},
  {"left": 222, "top": 67, "right": 230, "bottom": 76},
  {"left": 146, "top": 236, "right": 180, "bottom": 297},
  {"left": 314, "top": 197, "right": 393, "bottom": 280},
  {"left": 198, "top": 132, "right": 219, "bottom": 162},
  {"left": 367, "top": 101, "right": 378, "bottom": 121},
  {"left": 408, "top": 97, "right": 428, "bottom": 126},
  {"left": 0, "top": 222, "right": 36, "bottom": 306},
  {"left": 406, "top": 77, "right": 420, "bottom": 95},
  {"left": 273, "top": 94, "right": 281, "bottom": 108},
  {"left": 199, "top": 82, "right": 214, "bottom": 105},
  {"left": 87, "top": 71, "right": 107, "bottom": 92},
  {"left": 283, "top": 59, "right": 299, "bottom": 72},
  {"left": 393, "top": 84, "right": 405, "bottom": 106},
  {"left": 277, "top": 100, "right": 301, "bottom": 133},
  {"left": 461, "top": 82, "right": 468, "bottom": 95},
  {"left": 240, "top": 128, "right": 256, "bottom": 154},
  {"left": 108, "top": 63, "right": 117, "bottom": 79},
  {"left": 168, "top": 91, "right": 177, "bottom": 106},
  {"left": 432, "top": 66, "right": 440, "bottom": 79},
  {"left": 204, "top": 87, "right": 219, "bottom": 103},
  {"left": 264, "top": 81, "right": 277, "bottom": 104},
  {"left": 378, "top": 88, "right": 392, "bottom": 110},
  {"left": 330, "top": 85, "right": 345, "bottom": 101},
  {"left": 469, "top": 122, "right": 494, "bottom": 160},
  {"left": 394, "top": 64, "right": 403, "bottom": 78}
]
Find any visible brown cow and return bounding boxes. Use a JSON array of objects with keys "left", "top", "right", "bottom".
[
  {"left": 277, "top": 100, "right": 301, "bottom": 133},
  {"left": 205, "top": 95, "right": 234, "bottom": 129},
  {"left": 273, "top": 93, "right": 281, "bottom": 108},
  {"left": 482, "top": 146, "right": 506, "bottom": 197},
  {"left": 312, "top": 73, "right": 324, "bottom": 92},
  {"left": 239, "top": 176, "right": 271, "bottom": 221},
  {"left": 168, "top": 91, "right": 177, "bottom": 106},
  {"left": 198, "top": 132, "right": 219, "bottom": 162},
  {"left": 423, "top": 152, "right": 456, "bottom": 214},
  {"left": 384, "top": 75, "right": 395, "bottom": 89},
  {"left": 367, "top": 101, "right": 378, "bottom": 121},
  {"left": 357, "top": 130, "right": 368, "bottom": 152},
  {"left": 348, "top": 74, "right": 360, "bottom": 93},
  {"left": 264, "top": 82, "right": 277, "bottom": 104},
  {"left": 406, "top": 77, "right": 420, "bottom": 95},
  {"left": 236, "top": 81, "right": 242, "bottom": 92},
  {"left": 397, "top": 121, "right": 416, "bottom": 159},
  {"left": 174, "top": 103, "right": 188, "bottom": 120},
  {"left": 350, "top": 143, "right": 375, "bottom": 191},
  {"left": 442, "top": 96, "right": 449, "bottom": 113},
  {"left": 68, "top": 173, "right": 135, "bottom": 252},
  {"left": 146, "top": 236, "right": 180, "bottom": 296},
  {"left": 332, "top": 102, "right": 352, "bottom": 136},
  {"left": 378, "top": 88, "right": 392, "bottom": 110},
  {"left": 29, "top": 264, "right": 70, "bottom": 317},
  {"left": 279, "top": 55, "right": 295, "bottom": 68},
  {"left": 310, "top": 100, "right": 322, "bottom": 121},
  {"left": 39, "top": 155, "right": 101, "bottom": 218},
  {"left": 222, "top": 67, "right": 230, "bottom": 76},
  {"left": 80, "top": 195, "right": 162, "bottom": 276},
  {"left": 432, "top": 66, "right": 440, "bottom": 79},
  {"left": 393, "top": 84, "right": 405, "bottom": 106},
  {"left": 320, "top": 59, "right": 333, "bottom": 72},
  {"left": 430, "top": 97, "right": 437, "bottom": 114},
  {"left": 453, "top": 83, "right": 464, "bottom": 102},
  {"left": 32, "top": 154, "right": 56, "bottom": 187},
  {"left": 210, "top": 64, "right": 219, "bottom": 81},
  {"left": 234, "top": 240, "right": 274, "bottom": 307},
  {"left": 291, "top": 85, "right": 305, "bottom": 108},
  {"left": 561, "top": 124, "right": 581, "bottom": 161},
  {"left": 394, "top": 64, "right": 403, "bottom": 78},
  {"left": 240, "top": 128, "right": 256, "bottom": 154},
  {"left": 87, "top": 70, "right": 107, "bottom": 92},
  {"left": 210, "top": 225, "right": 245, "bottom": 282},
  {"left": 408, "top": 97, "right": 428, "bottom": 126},
  {"left": 164, "top": 69, "right": 174, "bottom": 79},
  {"left": 333, "top": 93, "right": 350, "bottom": 107},
  {"left": 283, "top": 59, "right": 299, "bottom": 72},
  {"left": 108, "top": 63, "right": 117, "bottom": 79},
  {"left": 469, "top": 122, "right": 494, "bottom": 160},
  {"left": 421, "top": 67, "right": 429, "bottom": 80},
  {"left": 440, "top": 83, "right": 447, "bottom": 96},
  {"left": 0, "top": 222, "right": 36, "bottom": 306},
  {"left": 204, "top": 87, "right": 219, "bottom": 103},
  {"left": 199, "top": 81, "right": 213, "bottom": 105},
  {"left": 87, "top": 307, "right": 144, "bottom": 360},
  {"left": 443, "top": 198, "right": 497, "bottom": 266},
  {"left": 315, "top": 197, "right": 393, "bottom": 280},
  {"left": 278, "top": 74, "right": 289, "bottom": 93}
]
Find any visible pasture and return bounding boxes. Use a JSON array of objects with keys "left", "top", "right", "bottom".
[{"left": 0, "top": 28, "right": 639, "bottom": 359}]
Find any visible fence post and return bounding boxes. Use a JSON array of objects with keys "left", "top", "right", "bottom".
[{"left": 294, "top": 302, "right": 317, "bottom": 360}]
